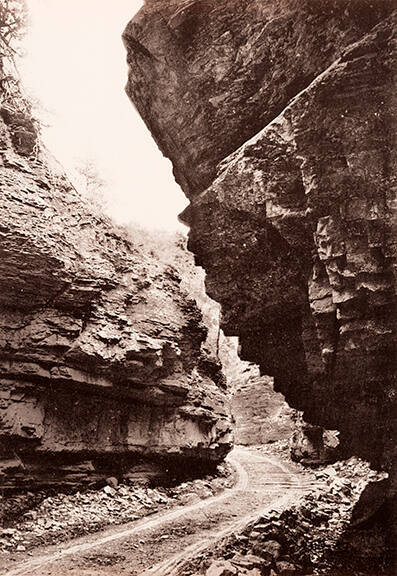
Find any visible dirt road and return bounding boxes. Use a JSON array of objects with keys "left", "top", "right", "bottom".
[{"left": 4, "top": 447, "right": 314, "bottom": 576}]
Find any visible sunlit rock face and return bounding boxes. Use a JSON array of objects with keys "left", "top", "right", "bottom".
[
  {"left": 124, "top": 0, "right": 396, "bottom": 479},
  {"left": 219, "top": 336, "right": 295, "bottom": 446},
  {"left": 0, "top": 108, "right": 232, "bottom": 491}
]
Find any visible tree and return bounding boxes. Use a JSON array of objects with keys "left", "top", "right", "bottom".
[
  {"left": 75, "top": 159, "right": 108, "bottom": 211},
  {"left": 0, "top": 0, "right": 30, "bottom": 112},
  {"left": 0, "top": 0, "right": 27, "bottom": 60}
]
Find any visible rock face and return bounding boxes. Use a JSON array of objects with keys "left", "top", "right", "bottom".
[
  {"left": 143, "top": 231, "right": 297, "bottom": 448},
  {"left": 125, "top": 1, "right": 397, "bottom": 554},
  {"left": 231, "top": 373, "right": 293, "bottom": 447},
  {"left": 0, "top": 107, "right": 232, "bottom": 491},
  {"left": 124, "top": 0, "right": 396, "bottom": 475},
  {"left": 124, "top": 0, "right": 394, "bottom": 196},
  {"left": 220, "top": 336, "right": 295, "bottom": 446},
  {"left": 222, "top": 335, "right": 338, "bottom": 464}
]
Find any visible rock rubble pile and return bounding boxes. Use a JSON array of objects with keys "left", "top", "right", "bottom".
[
  {"left": 0, "top": 462, "right": 233, "bottom": 553},
  {"left": 188, "top": 454, "right": 389, "bottom": 575}
]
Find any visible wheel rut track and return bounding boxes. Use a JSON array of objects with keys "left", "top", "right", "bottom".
[{"left": 4, "top": 447, "right": 315, "bottom": 576}]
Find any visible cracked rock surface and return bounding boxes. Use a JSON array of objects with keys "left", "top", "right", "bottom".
[
  {"left": 124, "top": 0, "right": 396, "bottom": 486},
  {"left": 0, "top": 106, "right": 232, "bottom": 491},
  {"left": 124, "top": 0, "right": 396, "bottom": 562}
]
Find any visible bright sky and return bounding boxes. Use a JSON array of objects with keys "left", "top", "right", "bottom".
[{"left": 21, "top": 0, "right": 187, "bottom": 230}]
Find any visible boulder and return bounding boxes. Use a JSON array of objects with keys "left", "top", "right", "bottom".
[{"left": 206, "top": 560, "right": 238, "bottom": 576}]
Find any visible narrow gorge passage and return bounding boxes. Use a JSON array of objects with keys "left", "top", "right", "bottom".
[
  {"left": 1, "top": 2, "right": 395, "bottom": 575},
  {"left": 4, "top": 448, "right": 315, "bottom": 576}
]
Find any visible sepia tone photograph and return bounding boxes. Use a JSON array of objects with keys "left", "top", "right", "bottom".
[{"left": 0, "top": 1, "right": 395, "bottom": 575}]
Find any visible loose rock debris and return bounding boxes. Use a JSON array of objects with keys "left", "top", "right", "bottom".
[
  {"left": 0, "top": 462, "right": 234, "bottom": 553},
  {"left": 183, "top": 448, "right": 389, "bottom": 576}
]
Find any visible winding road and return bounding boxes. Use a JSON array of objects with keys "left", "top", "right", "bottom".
[{"left": 4, "top": 447, "right": 315, "bottom": 576}]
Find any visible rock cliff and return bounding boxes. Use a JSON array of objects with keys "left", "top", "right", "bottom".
[
  {"left": 219, "top": 336, "right": 295, "bottom": 446},
  {"left": 124, "top": 0, "right": 396, "bottom": 536},
  {"left": 143, "top": 230, "right": 300, "bottom": 449},
  {"left": 125, "top": 0, "right": 396, "bottom": 472},
  {"left": 0, "top": 105, "right": 232, "bottom": 491}
]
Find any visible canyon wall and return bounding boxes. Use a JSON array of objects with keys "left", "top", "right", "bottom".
[
  {"left": 219, "top": 336, "right": 295, "bottom": 446},
  {"left": 123, "top": 229, "right": 305, "bottom": 456},
  {"left": 0, "top": 104, "right": 232, "bottom": 491},
  {"left": 124, "top": 0, "right": 396, "bottom": 486}
]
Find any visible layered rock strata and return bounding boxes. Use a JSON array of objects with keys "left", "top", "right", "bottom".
[
  {"left": 125, "top": 0, "right": 396, "bottom": 475},
  {"left": 219, "top": 336, "right": 295, "bottom": 446},
  {"left": 124, "top": 0, "right": 397, "bottom": 553},
  {"left": 0, "top": 107, "right": 232, "bottom": 491},
  {"left": 220, "top": 337, "right": 338, "bottom": 464},
  {"left": 147, "top": 232, "right": 298, "bottom": 448}
]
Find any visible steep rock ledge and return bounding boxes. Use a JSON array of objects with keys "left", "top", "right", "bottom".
[
  {"left": 124, "top": 0, "right": 396, "bottom": 541},
  {"left": 0, "top": 109, "right": 232, "bottom": 491}
]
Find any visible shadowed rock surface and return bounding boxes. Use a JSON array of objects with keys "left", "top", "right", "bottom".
[
  {"left": 124, "top": 0, "right": 396, "bottom": 563},
  {"left": 125, "top": 0, "right": 396, "bottom": 475},
  {"left": 0, "top": 105, "right": 232, "bottom": 491},
  {"left": 124, "top": 0, "right": 395, "bottom": 197}
]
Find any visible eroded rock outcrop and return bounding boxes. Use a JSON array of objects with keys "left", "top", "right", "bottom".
[
  {"left": 0, "top": 106, "right": 232, "bottom": 490},
  {"left": 143, "top": 230, "right": 298, "bottom": 448},
  {"left": 124, "top": 0, "right": 396, "bottom": 554},
  {"left": 125, "top": 0, "right": 396, "bottom": 472},
  {"left": 219, "top": 336, "right": 295, "bottom": 446}
]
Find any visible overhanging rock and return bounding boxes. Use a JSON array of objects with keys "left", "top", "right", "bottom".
[{"left": 124, "top": 0, "right": 396, "bottom": 480}]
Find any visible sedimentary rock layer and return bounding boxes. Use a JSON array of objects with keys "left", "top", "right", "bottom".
[
  {"left": 220, "top": 336, "right": 295, "bottom": 446},
  {"left": 0, "top": 105, "right": 232, "bottom": 490},
  {"left": 124, "top": 0, "right": 396, "bottom": 477}
]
